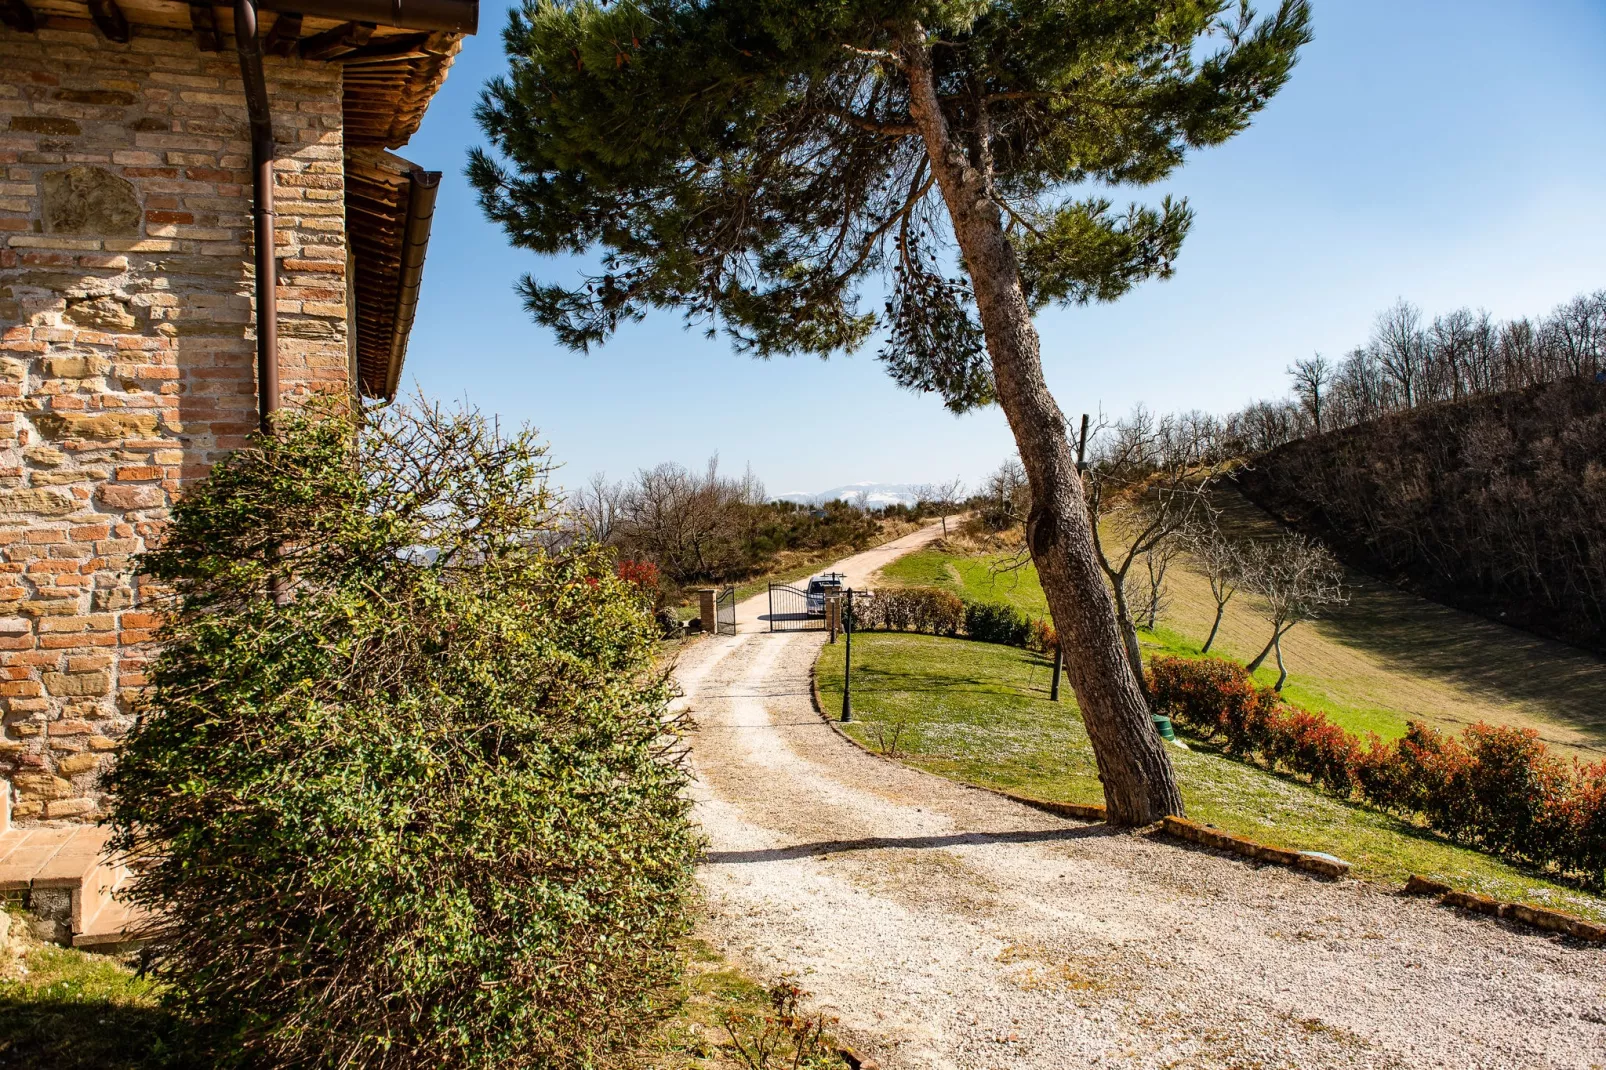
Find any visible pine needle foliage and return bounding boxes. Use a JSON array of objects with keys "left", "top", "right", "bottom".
[
  {"left": 105, "top": 403, "right": 697, "bottom": 1070},
  {"left": 470, "top": 0, "right": 1309, "bottom": 412}
]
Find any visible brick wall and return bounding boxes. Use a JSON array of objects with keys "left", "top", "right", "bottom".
[{"left": 0, "top": 25, "right": 351, "bottom": 822}]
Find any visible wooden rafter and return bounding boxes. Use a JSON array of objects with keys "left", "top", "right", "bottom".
[
  {"left": 298, "top": 19, "right": 373, "bottom": 60},
  {"left": 87, "top": 0, "right": 129, "bottom": 42},
  {"left": 0, "top": 0, "right": 36, "bottom": 32},
  {"left": 187, "top": 1, "right": 219, "bottom": 51},
  {"left": 263, "top": 11, "right": 302, "bottom": 57},
  {"left": 328, "top": 30, "right": 431, "bottom": 61}
]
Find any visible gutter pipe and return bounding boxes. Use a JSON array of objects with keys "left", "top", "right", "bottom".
[
  {"left": 234, "top": 0, "right": 278, "bottom": 433},
  {"left": 233, "top": 0, "right": 477, "bottom": 426},
  {"left": 259, "top": 0, "right": 478, "bottom": 33},
  {"left": 383, "top": 169, "right": 440, "bottom": 400}
]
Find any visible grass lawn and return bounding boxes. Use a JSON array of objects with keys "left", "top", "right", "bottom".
[
  {"left": 816, "top": 632, "right": 1606, "bottom": 923},
  {"left": 0, "top": 925, "right": 841, "bottom": 1070},
  {"left": 0, "top": 935, "right": 187, "bottom": 1069},
  {"left": 875, "top": 494, "right": 1606, "bottom": 758}
]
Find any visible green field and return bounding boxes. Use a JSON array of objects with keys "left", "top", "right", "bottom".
[
  {"left": 876, "top": 506, "right": 1606, "bottom": 758},
  {"left": 816, "top": 632, "right": 1606, "bottom": 922}
]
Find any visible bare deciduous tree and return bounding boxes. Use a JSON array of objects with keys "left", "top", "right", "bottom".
[
  {"left": 1085, "top": 407, "right": 1227, "bottom": 686},
  {"left": 917, "top": 476, "right": 966, "bottom": 535},
  {"left": 615, "top": 456, "right": 765, "bottom": 584},
  {"left": 1132, "top": 540, "right": 1182, "bottom": 632},
  {"left": 1288, "top": 354, "right": 1332, "bottom": 433},
  {"left": 1241, "top": 534, "right": 1347, "bottom": 691},
  {"left": 1189, "top": 525, "right": 1246, "bottom": 654},
  {"left": 1375, "top": 299, "right": 1426, "bottom": 410},
  {"left": 572, "top": 471, "right": 626, "bottom": 547},
  {"left": 980, "top": 457, "right": 1030, "bottom": 531}
]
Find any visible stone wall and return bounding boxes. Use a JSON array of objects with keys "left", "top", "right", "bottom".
[{"left": 0, "top": 25, "right": 351, "bottom": 822}]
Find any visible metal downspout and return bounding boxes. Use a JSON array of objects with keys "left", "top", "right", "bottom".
[{"left": 235, "top": 0, "right": 278, "bottom": 432}]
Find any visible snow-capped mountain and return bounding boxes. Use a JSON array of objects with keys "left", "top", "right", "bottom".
[{"left": 777, "top": 482, "right": 924, "bottom": 509}]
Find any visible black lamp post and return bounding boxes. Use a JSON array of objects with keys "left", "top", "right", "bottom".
[{"left": 841, "top": 588, "right": 853, "bottom": 722}]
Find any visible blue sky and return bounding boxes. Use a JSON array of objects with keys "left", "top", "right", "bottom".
[{"left": 399, "top": 0, "right": 1606, "bottom": 497}]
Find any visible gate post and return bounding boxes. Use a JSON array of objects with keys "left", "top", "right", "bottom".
[{"left": 698, "top": 588, "right": 717, "bottom": 633}]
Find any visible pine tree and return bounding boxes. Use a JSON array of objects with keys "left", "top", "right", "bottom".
[{"left": 470, "top": 0, "right": 1312, "bottom": 824}]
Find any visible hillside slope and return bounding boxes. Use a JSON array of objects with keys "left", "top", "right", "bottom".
[
  {"left": 1236, "top": 376, "right": 1606, "bottom": 653},
  {"left": 879, "top": 493, "right": 1606, "bottom": 761}
]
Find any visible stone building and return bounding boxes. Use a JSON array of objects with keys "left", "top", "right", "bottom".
[{"left": 0, "top": 0, "right": 475, "bottom": 944}]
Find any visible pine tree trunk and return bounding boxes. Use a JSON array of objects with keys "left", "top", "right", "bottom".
[
  {"left": 1202, "top": 603, "right": 1225, "bottom": 653},
  {"left": 902, "top": 31, "right": 1182, "bottom": 826}
]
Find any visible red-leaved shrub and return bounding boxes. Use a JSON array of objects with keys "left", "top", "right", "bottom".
[
  {"left": 1146, "top": 655, "right": 1606, "bottom": 884},
  {"left": 1029, "top": 618, "right": 1059, "bottom": 657}
]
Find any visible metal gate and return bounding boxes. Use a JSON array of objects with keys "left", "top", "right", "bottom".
[
  {"left": 766, "top": 582, "right": 827, "bottom": 632},
  {"left": 715, "top": 585, "right": 737, "bottom": 635}
]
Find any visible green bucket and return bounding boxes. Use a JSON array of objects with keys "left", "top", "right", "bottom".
[{"left": 1152, "top": 714, "right": 1176, "bottom": 741}]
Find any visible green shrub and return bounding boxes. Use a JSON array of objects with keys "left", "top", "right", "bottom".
[
  {"left": 106, "top": 403, "right": 697, "bottom": 1069},
  {"left": 1147, "top": 655, "right": 1606, "bottom": 884},
  {"left": 851, "top": 587, "right": 962, "bottom": 636},
  {"left": 854, "top": 587, "right": 1057, "bottom": 654},
  {"left": 962, "top": 600, "right": 1032, "bottom": 648}
]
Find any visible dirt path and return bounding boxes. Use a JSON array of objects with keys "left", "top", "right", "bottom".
[{"left": 677, "top": 525, "right": 1606, "bottom": 1070}]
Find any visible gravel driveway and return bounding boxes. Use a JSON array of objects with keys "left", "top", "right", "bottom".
[{"left": 679, "top": 525, "right": 1606, "bottom": 1070}]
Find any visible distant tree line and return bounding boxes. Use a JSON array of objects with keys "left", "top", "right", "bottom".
[
  {"left": 1036, "top": 287, "right": 1605, "bottom": 655},
  {"left": 1198, "top": 287, "right": 1606, "bottom": 653},
  {"left": 1239, "top": 377, "right": 1606, "bottom": 653},
  {"left": 1219, "top": 289, "right": 1605, "bottom": 455},
  {"left": 570, "top": 458, "right": 954, "bottom": 591}
]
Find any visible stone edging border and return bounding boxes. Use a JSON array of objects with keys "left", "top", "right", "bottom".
[
  {"left": 806, "top": 656, "right": 1606, "bottom": 948},
  {"left": 1157, "top": 815, "right": 1352, "bottom": 878},
  {"left": 1402, "top": 875, "right": 1606, "bottom": 943}
]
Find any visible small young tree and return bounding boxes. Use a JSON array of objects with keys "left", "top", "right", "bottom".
[
  {"left": 1131, "top": 539, "right": 1182, "bottom": 632},
  {"left": 923, "top": 476, "right": 966, "bottom": 535},
  {"left": 980, "top": 456, "right": 1031, "bottom": 531},
  {"left": 1241, "top": 533, "right": 1347, "bottom": 690},
  {"left": 1084, "top": 407, "right": 1224, "bottom": 685},
  {"left": 1189, "top": 524, "right": 1246, "bottom": 654},
  {"left": 472, "top": 0, "right": 1312, "bottom": 824},
  {"left": 107, "top": 403, "right": 697, "bottom": 1069}
]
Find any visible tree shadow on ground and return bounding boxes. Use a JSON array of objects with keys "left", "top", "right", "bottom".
[
  {"left": 703, "top": 825, "right": 1113, "bottom": 865},
  {"left": 0, "top": 992, "right": 196, "bottom": 1070}
]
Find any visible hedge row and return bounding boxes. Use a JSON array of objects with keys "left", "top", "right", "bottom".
[
  {"left": 1147, "top": 656, "right": 1606, "bottom": 884},
  {"left": 849, "top": 586, "right": 1057, "bottom": 654}
]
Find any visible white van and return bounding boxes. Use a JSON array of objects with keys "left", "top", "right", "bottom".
[{"left": 805, "top": 573, "right": 846, "bottom": 615}]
